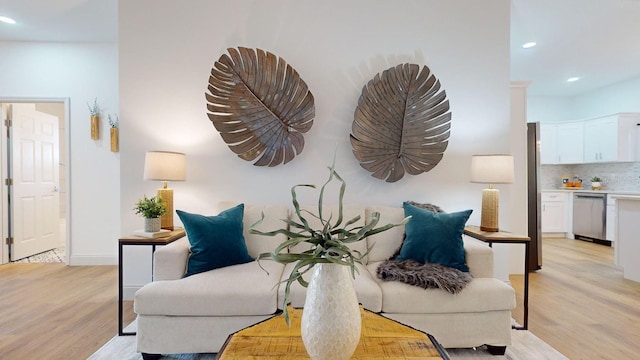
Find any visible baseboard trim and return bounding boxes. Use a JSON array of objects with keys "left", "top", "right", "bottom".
[
  {"left": 542, "top": 232, "right": 566, "bottom": 238},
  {"left": 69, "top": 255, "right": 117, "bottom": 266}
]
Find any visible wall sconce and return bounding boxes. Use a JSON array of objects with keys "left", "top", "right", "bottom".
[
  {"left": 143, "top": 151, "right": 186, "bottom": 230},
  {"left": 470, "top": 154, "right": 514, "bottom": 232}
]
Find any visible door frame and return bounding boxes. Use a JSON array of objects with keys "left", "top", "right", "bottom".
[{"left": 0, "top": 97, "right": 71, "bottom": 265}]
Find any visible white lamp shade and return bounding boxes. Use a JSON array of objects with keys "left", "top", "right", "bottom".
[
  {"left": 143, "top": 151, "right": 186, "bottom": 181},
  {"left": 470, "top": 154, "right": 514, "bottom": 184}
]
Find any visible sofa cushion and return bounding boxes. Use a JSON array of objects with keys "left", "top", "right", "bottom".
[
  {"left": 397, "top": 202, "right": 471, "bottom": 272},
  {"left": 367, "top": 262, "right": 515, "bottom": 313},
  {"left": 243, "top": 204, "right": 290, "bottom": 258},
  {"left": 277, "top": 262, "right": 383, "bottom": 312},
  {"left": 134, "top": 260, "right": 284, "bottom": 316},
  {"left": 177, "top": 204, "right": 253, "bottom": 277},
  {"left": 365, "top": 206, "right": 406, "bottom": 263}
]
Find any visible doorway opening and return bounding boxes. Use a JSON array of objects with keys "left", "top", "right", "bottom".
[{"left": 0, "top": 99, "right": 70, "bottom": 265}]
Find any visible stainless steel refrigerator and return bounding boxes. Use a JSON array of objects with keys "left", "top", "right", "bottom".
[{"left": 527, "top": 122, "right": 543, "bottom": 271}]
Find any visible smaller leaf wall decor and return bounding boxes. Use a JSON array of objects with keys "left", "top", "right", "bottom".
[
  {"left": 205, "top": 47, "right": 315, "bottom": 166},
  {"left": 350, "top": 63, "right": 451, "bottom": 183}
]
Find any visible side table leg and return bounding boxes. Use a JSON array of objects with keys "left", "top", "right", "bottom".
[
  {"left": 119, "top": 242, "right": 135, "bottom": 336},
  {"left": 512, "top": 242, "right": 529, "bottom": 330},
  {"left": 523, "top": 242, "right": 529, "bottom": 330}
]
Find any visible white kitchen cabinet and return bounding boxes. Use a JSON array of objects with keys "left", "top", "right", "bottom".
[
  {"left": 540, "top": 122, "right": 583, "bottom": 164},
  {"left": 606, "top": 195, "right": 616, "bottom": 242},
  {"left": 612, "top": 196, "right": 640, "bottom": 282},
  {"left": 541, "top": 113, "right": 639, "bottom": 164},
  {"left": 583, "top": 114, "right": 639, "bottom": 163},
  {"left": 542, "top": 192, "right": 569, "bottom": 233},
  {"left": 540, "top": 124, "right": 558, "bottom": 164},
  {"left": 557, "top": 122, "right": 584, "bottom": 163}
]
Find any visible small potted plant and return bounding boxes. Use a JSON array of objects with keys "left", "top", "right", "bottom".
[
  {"left": 87, "top": 98, "right": 101, "bottom": 140},
  {"left": 590, "top": 176, "right": 602, "bottom": 190},
  {"left": 134, "top": 195, "right": 167, "bottom": 232}
]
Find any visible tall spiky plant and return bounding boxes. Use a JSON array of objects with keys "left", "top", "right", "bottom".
[{"left": 251, "top": 159, "right": 410, "bottom": 325}]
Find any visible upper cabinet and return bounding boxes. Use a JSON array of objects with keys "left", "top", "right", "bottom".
[
  {"left": 540, "top": 124, "right": 558, "bottom": 164},
  {"left": 540, "top": 121, "right": 584, "bottom": 164},
  {"left": 540, "top": 113, "right": 640, "bottom": 165},
  {"left": 583, "top": 114, "right": 638, "bottom": 163}
]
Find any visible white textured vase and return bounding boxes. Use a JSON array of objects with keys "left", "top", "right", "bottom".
[
  {"left": 144, "top": 217, "right": 161, "bottom": 232},
  {"left": 301, "top": 263, "right": 362, "bottom": 360}
]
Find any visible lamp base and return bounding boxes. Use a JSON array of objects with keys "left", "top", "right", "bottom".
[
  {"left": 480, "top": 188, "right": 500, "bottom": 232},
  {"left": 157, "top": 187, "right": 174, "bottom": 230},
  {"left": 480, "top": 225, "right": 499, "bottom": 232}
]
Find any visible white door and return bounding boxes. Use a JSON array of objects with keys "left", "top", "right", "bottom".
[
  {"left": 10, "top": 103, "right": 60, "bottom": 260},
  {"left": 0, "top": 104, "right": 5, "bottom": 264}
]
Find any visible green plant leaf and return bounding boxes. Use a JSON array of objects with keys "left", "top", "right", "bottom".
[{"left": 133, "top": 195, "right": 167, "bottom": 218}]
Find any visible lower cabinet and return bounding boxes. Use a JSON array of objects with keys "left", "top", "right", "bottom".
[
  {"left": 606, "top": 195, "right": 616, "bottom": 242},
  {"left": 542, "top": 192, "right": 569, "bottom": 233}
]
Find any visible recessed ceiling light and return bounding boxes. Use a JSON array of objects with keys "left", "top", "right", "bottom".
[
  {"left": 567, "top": 77, "right": 580, "bottom": 82},
  {"left": 522, "top": 42, "right": 537, "bottom": 49},
  {"left": 0, "top": 16, "right": 16, "bottom": 25}
]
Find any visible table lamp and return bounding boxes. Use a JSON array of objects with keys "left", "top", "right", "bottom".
[
  {"left": 143, "top": 151, "right": 186, "bottom": 230},
  {"left": 470, "top": 154, "right": 514, "bottom": 232}
]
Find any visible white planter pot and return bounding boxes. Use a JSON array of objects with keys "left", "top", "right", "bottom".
[
  {"left": 144, "top": 217, "right": 161, "bottom": 232},
  {"left": 301, "top": 263, "right": 361, "bottom": 360},
  {"left": 591, "top": 181, "right": 602, "bottom": 190}
]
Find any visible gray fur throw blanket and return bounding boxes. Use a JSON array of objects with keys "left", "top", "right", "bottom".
[{"left": 376, "top": 260, "right": 472, "bottom": 294}]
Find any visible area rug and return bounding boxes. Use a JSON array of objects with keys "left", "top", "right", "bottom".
[
  {"left": 89, "top": 321, "right": 568, "bottom": 360},
  {"left": 13, "top": 247, "right": 65, "bottom": 263}
]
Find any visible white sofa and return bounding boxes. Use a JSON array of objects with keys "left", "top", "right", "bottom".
[{"left": 134, "top": 204, "right": 516, "bottom": 358}]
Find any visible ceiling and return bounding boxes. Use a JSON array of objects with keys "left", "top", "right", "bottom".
[
  {"left": 511, "top": 0, "right": 640, "bottom": 96},
  {"left": 0, "top": 0, "right": 116, "bottom": 42},
  {"left": 0, "top": 0, "right": 638, "bottom": 97}
]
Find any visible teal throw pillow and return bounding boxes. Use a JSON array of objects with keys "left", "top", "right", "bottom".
[
  {"left": 397, "top": 202, "right": 472, "bottom": 272},
  {"left": 177, "top": 204, "right": 253, "bottom": 277}
]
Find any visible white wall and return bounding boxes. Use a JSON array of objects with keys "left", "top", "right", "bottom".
[
  {"left": 527, "top": 96, "right": 573, "bottom": 123},
  {"left": 568, "top": 75, "right": 640, "bottom": 119},
  {"left": 0, "top": 41, "right": 120, "bottom": 265},
  {"left": 119, "top": 0, "right": 514, "bottom": 292},
  {"left": 528, "top": 75, "right": 640, "bottom": 122},
  {"left": 506, "top": 82, "right": 529, "bottom": 275}
]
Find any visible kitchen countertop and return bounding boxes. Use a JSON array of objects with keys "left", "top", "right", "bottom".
[
  {"left": 542, "top": 189, "right": 640, "bottom": 196},
  {"left": 609, "top": 194, "right": 640, "bottom": 200}
]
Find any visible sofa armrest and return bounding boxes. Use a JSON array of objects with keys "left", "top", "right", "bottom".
[
  {"left": 153, "top": 237, "right": 190, "bottom": 281},
  {"left": 463, "top": 236, "right": 494, "bottom": 278}
]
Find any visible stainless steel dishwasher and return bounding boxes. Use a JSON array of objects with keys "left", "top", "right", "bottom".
[{"left": 573, "top": 192, "right": 607, "bottom": 242}]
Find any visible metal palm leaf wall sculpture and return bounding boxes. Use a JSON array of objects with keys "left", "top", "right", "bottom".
[
  {"left": 206, "top": 47, "right": 315, "bottom": 166},
  {"left": 350, "top": 63, "right": 451, "bottom": 182}
]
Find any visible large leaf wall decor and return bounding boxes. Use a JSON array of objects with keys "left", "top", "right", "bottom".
[
  {"left": 350, "top": 63, "right": 451, "bottom": 182},
  {"left": 205, "top": 47, "right": 315, "bottom": 166}
]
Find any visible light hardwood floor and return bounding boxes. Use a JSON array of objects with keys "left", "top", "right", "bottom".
[
  {"left": 0, "top": 263, "right": 135, "bottom": 359},
  {"left": 510, "top": 237, "right": 640, "bottom": 359},
  {"left": 0, "top": 237, "right": 638, "bottom": 359}
]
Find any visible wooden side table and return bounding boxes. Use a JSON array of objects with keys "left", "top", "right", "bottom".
[
  {"left": 463, "top": 225, "right": 531, "bottom": 330},
  {"left": 118, "top": 228, "right": 186, "bottom": 336}
]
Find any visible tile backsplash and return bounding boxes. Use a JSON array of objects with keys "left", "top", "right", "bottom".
[{"left": 541, "top": 162, "right": 640, "bottom": 191}]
